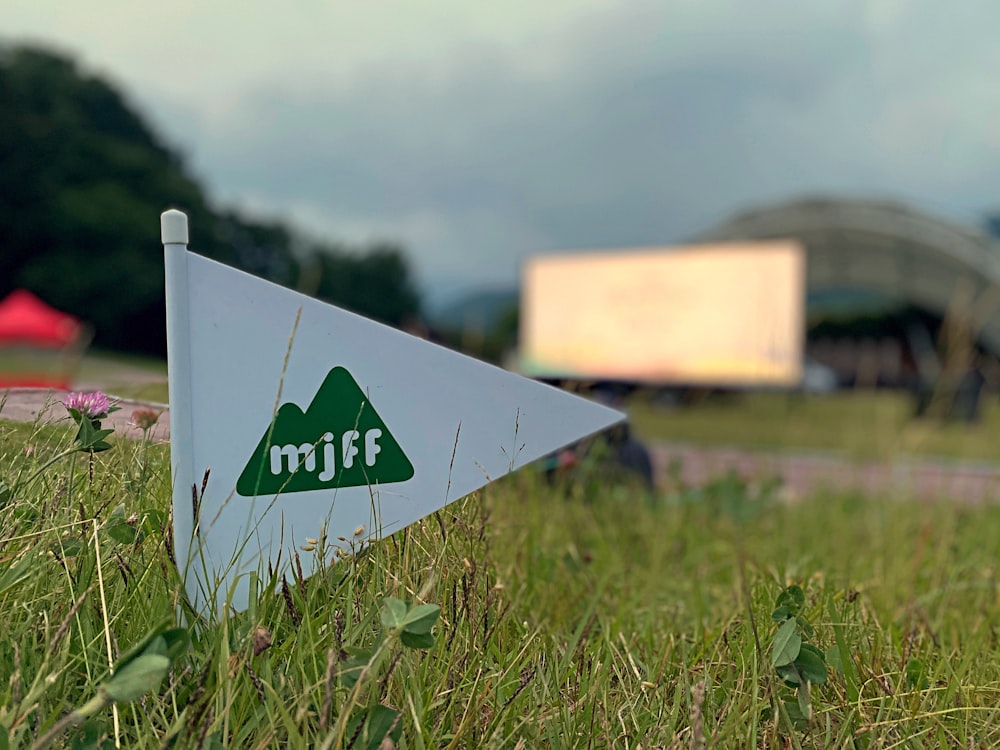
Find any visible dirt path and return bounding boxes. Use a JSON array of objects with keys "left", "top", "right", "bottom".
[
  {"left": 1, "top": 388, "right": 171, "bottom": 443},
  {"left": 647, "top": 442, "right": 1000, "bottom": 504},
  {"left": 4, "top": 388, "right": 999, "bottom": 503}
]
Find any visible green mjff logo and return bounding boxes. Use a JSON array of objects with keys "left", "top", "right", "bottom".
[{"left": 237, "top": 367, "right": 414, "bottom": 496}]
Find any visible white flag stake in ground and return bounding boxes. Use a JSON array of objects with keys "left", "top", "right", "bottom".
[{"left": 162, "top": 209, "right": 624, "bottom": 615}]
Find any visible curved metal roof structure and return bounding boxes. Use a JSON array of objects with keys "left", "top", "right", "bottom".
[{"left": 697, "top": 198, "right": 1000, "bottom": 352}]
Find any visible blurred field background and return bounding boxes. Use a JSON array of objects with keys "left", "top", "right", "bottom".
[
  {"left": 627, "top": 390, "right": 1000, "bottom": 464},
  {"left": 8, "top": 348, "right": 1000, "bottom": 466},
  {"left": 68, "top": 352, "right": 167, "bottom": 404}
]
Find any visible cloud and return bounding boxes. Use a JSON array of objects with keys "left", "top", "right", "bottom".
[{"left": 9, "top": 0, "right": 1000, "bottom": 293}]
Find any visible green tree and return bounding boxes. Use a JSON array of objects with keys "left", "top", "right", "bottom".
[
  {"left": 0, "top": 43, "right": 420, "bottom": 354},
  {"left": 296, "top": 240, "right": 421, "bottom": 327},
  {"left": 0, "top": 44, "right": 225, "bottom": 353}
]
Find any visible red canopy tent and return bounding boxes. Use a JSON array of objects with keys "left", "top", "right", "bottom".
[
  {"left": 0, "top": 290, "right": 85, "bottom": 388},
  {"left": 0, "top": 290, "right": 81, "bottom": 346}
]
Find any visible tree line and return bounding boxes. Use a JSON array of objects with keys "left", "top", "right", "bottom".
[{"left": 0, "top": 44, "right": 421, "bottom": 355}]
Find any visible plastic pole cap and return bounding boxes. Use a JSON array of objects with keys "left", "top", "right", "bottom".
[{"left": 161, "top": 209, "right": 189, "bottom": 245}]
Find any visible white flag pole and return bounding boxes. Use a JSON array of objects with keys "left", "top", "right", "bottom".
[
  {"left": 161, "top": 209, "right": 196, "bottom": 576},
  {"left": 159, "top": 208, "right": 626, "bottom": 614}
]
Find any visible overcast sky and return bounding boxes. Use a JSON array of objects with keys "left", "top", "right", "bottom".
[{"left": 7, "top": 1, "right": 1000, "bottom": 303}]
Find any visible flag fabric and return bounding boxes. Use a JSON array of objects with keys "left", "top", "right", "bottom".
[{"left": 162, "top": 209, "right": 624, "bottom": 614}]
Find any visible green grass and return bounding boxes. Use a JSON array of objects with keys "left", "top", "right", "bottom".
[
  {"left": 4, "top": 405, "right": 1000, "bottom": 748},
  {"left": 628, "top": 389, "right": 1000, "bottom": 463}
]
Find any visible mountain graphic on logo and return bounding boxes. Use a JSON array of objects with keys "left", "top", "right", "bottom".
[{"left": 237, "top": 367, "right": 414, "bottom": 497}]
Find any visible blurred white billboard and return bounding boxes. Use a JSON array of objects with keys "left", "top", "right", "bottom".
[{"left": 519, "top": 240, "right": 805, "bottom": 386}]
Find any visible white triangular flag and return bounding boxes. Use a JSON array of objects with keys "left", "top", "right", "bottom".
[{"left": 162, "top": 209, "right": 624, "bottom": 614}]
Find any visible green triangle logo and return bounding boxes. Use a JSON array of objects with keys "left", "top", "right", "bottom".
[{"left": 236, "top": 367, "right": 414, "bottom": 497}]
